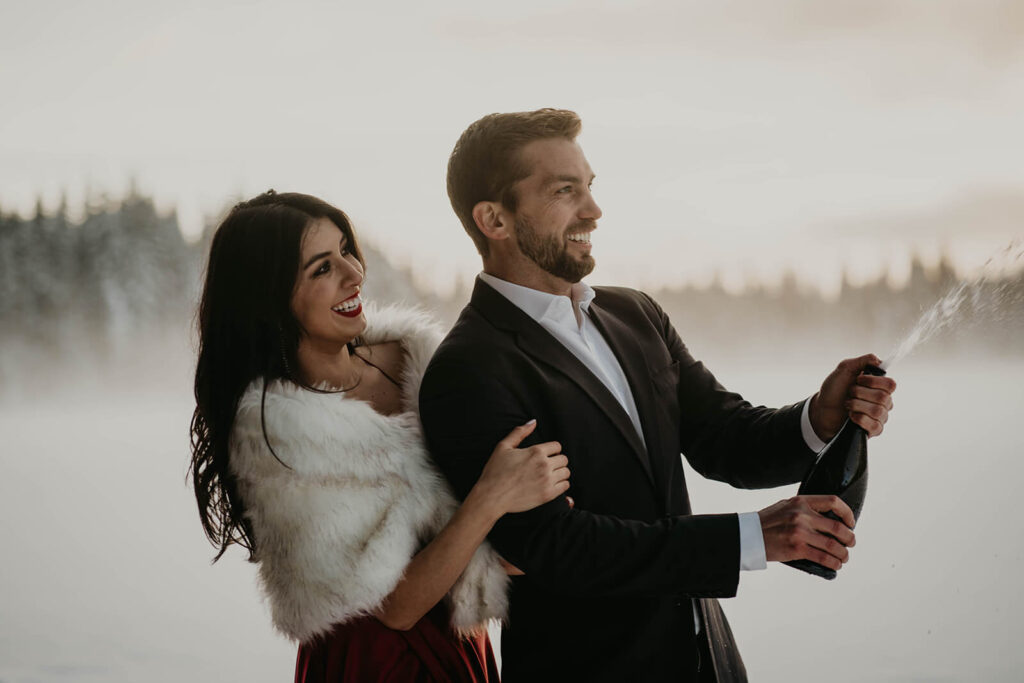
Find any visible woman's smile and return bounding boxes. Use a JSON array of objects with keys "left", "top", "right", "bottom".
[{"left": 332, "top": 291, "right": 363, "bottom": 318}]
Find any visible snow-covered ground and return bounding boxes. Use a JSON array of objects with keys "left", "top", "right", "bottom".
[{"left": 2, "top": 351, "right": 1021, "bottom": 682}]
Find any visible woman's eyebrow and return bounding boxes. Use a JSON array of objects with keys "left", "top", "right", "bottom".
[{"left": 303, "top": 251, "right": 331, "bottom": 270}]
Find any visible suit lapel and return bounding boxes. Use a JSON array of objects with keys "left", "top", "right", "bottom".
[
  {"left": 470, "top": 279, "right": 656, "bottom": 488},
  {"left": 586, "top": 297, "right": 667, "bottom": 483}
]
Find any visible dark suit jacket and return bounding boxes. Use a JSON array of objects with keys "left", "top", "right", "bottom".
[{"left": 419, "top": 280, "right": 817, "bottom": 683}]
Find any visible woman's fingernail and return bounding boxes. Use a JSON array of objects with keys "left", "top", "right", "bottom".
[{"left": 523, "top": 419, "right": 537, "bottom": 426}]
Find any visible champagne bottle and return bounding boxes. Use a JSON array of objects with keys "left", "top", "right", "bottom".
[{"left": 785, "top": 365, "right": 886, "bottom": 580}]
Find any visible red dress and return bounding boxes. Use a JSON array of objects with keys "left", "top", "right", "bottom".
[{"left": 294, "top": 602, "right": 500, "bottom": 683}]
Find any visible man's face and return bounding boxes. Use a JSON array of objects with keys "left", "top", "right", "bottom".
[{"left": 507, "top": 137, "right": 602, "bottom": 285}]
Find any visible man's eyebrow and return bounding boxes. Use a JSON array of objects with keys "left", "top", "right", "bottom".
[
  {"left": 542, "top": 174, "right": 595, "bottom": 186},
  {"left": 303, "top": 251, "right": 331, "bottom": 270}
]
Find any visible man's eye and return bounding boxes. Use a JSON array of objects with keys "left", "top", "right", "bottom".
[{"left": 557, "top": 185, "right": 573, "bottom": 194}]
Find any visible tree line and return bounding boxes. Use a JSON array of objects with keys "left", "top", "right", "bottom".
[
  {"left": 1, "top": 191, "right": 1020, "bottom": 386},
  {"left": 1, "top": 192, "right": 196, "bottom": 369}
]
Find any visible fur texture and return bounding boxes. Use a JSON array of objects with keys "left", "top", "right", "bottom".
[{"left": 229, "top": 304, "right": 509, "bottom": 643}]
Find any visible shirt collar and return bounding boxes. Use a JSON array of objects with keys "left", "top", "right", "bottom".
[{"left": 478, "top": 272, "right": 595, "bottom": 326}]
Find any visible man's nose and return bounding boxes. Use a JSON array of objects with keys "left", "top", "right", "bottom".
[{"left": 581, "top": 189, "right": 602, "bottom": 221}]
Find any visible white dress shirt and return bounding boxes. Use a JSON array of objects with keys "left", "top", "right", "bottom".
[{"left": 479, "top": 272, "right": 825, "bottom": 575}]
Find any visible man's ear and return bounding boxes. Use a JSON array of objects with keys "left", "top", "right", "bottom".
[{"left": 472, "top": 201, "right": 512, "bottom": 242}]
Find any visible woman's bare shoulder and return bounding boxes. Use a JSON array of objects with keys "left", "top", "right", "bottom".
[{"left": 360, "top": 340, "right": 406, "bottom": 382}]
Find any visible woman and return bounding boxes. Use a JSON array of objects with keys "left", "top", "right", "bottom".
[{"left": 189, "top": 190, "right": 569, "bottom": 681}]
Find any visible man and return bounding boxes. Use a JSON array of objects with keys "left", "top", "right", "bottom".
[{"left": 418, "top": 109, "right": 896, "bottom": 682}]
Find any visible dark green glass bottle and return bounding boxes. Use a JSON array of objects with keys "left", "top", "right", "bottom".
[{"left": 786, "top": 365, "right": 886, "bottom": 580}]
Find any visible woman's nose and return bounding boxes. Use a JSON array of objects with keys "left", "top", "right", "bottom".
[{"left": 339, "top": 257, "right": 364, "bottom": 286}]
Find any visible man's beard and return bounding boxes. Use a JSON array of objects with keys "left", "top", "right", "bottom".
[{"left": 514, "top": 215, "right": 595, "bottom": 283}]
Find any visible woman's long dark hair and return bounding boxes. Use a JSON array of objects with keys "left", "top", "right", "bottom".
[{"left": 190, "top": 190, "right": 364, "bottom": 562}]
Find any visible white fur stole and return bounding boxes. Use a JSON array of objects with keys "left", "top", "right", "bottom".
[{"left": 229, "top": 304, "right": 508, "bottom": 643}]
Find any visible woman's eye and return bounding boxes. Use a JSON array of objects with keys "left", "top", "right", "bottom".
[{"left": 314, "top": 261, "right": 330, "bottom": 276}]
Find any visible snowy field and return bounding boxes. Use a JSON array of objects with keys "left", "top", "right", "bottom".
[{"left": 1, "top": 350, "right": 1021, "bottom": 682}]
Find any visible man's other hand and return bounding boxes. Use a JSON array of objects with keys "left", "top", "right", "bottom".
[
  {"left": 809, "top": 353, "right": 897, "bottom": 441},
  {"left": 759, "top": 495, "right": 856, "bottom": 572}
]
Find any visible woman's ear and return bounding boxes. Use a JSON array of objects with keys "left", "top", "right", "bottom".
[{"left": 472, "top": 201, "right": 512, "bottom": 242}]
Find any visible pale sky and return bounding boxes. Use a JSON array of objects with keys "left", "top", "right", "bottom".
[{"left": 2, "top": 0, "right": 1023, "bottom": 295}]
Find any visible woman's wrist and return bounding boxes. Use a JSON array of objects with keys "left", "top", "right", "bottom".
[{"left": 463, "top": 481, "right": 507, "bottom": 525}]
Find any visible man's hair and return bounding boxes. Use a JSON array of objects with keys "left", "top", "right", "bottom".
[{"left": 447, "top": 108, "right": 582, "bottom": 256}]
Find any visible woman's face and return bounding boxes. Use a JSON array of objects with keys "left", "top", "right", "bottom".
[{"left": 291, "top": 217, "right": 367, "bottom": 354}]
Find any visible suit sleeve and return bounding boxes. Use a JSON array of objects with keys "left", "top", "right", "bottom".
[
  {"left": 639, "top": 291, "right": 818, "bottom": 489},
  {"left": 419, "top": 359, "right": 740, "bottom": 599}
]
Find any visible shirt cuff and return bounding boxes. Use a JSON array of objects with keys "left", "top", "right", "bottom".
[
  {"left": 738, "top": 511, "right": 767, "bottom": 571},
  {"left": 800, "top": 396, "right": 828, "bottom": 453}
]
